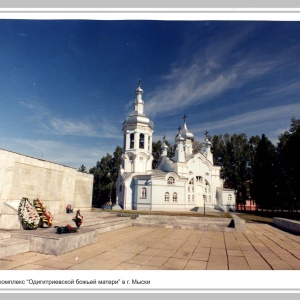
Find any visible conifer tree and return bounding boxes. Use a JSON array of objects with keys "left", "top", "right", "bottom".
[{"left": 251, "top": 134, "right": 278, "bottom": 211}]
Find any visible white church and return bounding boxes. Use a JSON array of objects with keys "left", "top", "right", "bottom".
[{"left": 116, "top": 82, "right": 235, "bottom": 212}]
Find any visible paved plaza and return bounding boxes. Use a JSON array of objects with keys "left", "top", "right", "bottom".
[{"left": 1, "top": 222, "right": 300, "bottom": 270}]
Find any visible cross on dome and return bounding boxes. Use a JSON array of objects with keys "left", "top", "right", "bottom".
[{"left": 205, "top": 130, "right": 209, "bottom": 139}]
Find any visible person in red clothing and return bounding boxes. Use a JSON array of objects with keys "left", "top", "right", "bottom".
[{"left": 73, "top": 209, "right": 83, "bottom": 228}]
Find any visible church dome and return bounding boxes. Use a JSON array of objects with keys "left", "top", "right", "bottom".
[
  {"left": 181, "top": 116, "right": 194, "bottom": 141},
  {"left": 122, "top": 80, "right": 154, "bottom": 130},
  {"left": 123, "top": 112, "right": 154, "bottom": 130},
  {"left": 175, "top": 132, "right": 184, "bottom": 142},
  {"left": 136, "top": 85, "right": 143, "bottom": 95}
]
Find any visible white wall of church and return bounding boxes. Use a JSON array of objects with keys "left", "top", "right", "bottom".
[
  {"left": 0, "top": 149, "right": 94, "bottom": 214},
  {"left": 186, "top": 153, "right": 222, "bottom": 208}
]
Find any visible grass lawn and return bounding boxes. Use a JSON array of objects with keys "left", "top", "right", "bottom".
[
  {"left": 236, "top": 213, "right": 273, "bottom": 225},
  {"left": 98, "top": 209, "right": 232, "bottom": 218},
  {"left": 237, "top": 210, "right": 300, "bottom": 225}
]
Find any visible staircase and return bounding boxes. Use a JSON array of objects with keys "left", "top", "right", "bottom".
[
  {"left": 132, "top": 214, "right": 235, "bottom": 232},
  {"left": 0, "top": 211, "right": 133, "bottom": 258},
  {"left": 53, "top": 211, "right": 133, "bottom": 234},
  {"left": 0, "top": 230, "right": 30, "bottom": 259}
]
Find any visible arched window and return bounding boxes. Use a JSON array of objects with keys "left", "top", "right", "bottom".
[
  {"left": 165, "top": 192, "right": 170, "bottom": 202},
  {"left": 196, "top": 176, "right": 202, "bottom": 183},
  {"left": 139, "top": 133, "right": 144, "bottom": 149},
  {"left": 167, "top": 177, "right": 175, "bottom": 185},
  {"left": 130, "top": 133, "right": 134, "bottom": 149},
  {"left": 205, "top": 180, "right": 210, "bottom": 193},
  {"left": 228, "top": 194, "right": 232, "bottom": 202},
  {"left": 173, "top": 192, "right": 178, "bottom": 202},
  {"left": 148, "top": 136, "right": 150, "bottom": 151},
  {"left": 141, "top": 188, "right": 147, "bottom": 198}
]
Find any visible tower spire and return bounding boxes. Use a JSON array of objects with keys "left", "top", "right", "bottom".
[
  {"left": 134, "top": 79, "right": 144, "bottom": 113},
  {"left": 162, "top": 135, "right": 168, "bottom": 157}
]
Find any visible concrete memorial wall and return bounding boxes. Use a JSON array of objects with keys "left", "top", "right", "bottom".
[{"left": 0, "top": 149, "right": 94, "bottom": 218}]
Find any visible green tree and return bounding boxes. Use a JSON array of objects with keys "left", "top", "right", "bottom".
[
  {"left": 277, "top": 118, "right": 300, "bottom": 211},
  {"left": 89, "top": 146, "right": 122, "bottom": 207},
  {"left": 78, "top": 164, "right": 87, "bottom": 173},
  {"left": 251, "top": 134, "right": 278, "bottom": 211},
  {"left": 152, "top": 139, "right": 175, "bottom": 169},
  {"left": 212, "top": 133, "right": 253, "bottom": 207},
  {"left": 152, "top": 140, "right": 162, "bottom": 169},
  {"left": 192, "top": 140, "right": 202, "bottom": 154}
]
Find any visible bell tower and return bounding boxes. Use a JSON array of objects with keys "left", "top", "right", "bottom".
[{"left": 121, "top": 81, "right": 154, "bottom": 173}]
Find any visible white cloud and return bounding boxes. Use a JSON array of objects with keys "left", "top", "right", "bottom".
[
  {"left": 0, "top": 137, "right": 113, "bottom": 170},
  {"left": 153, "top": 102, "right": 300, "bottom": 144},
  {"left": 189, "top": 102, "right": 300, "bottom": 143},
  {"left": 50, "top": 118, "right": 98, "bottom": 136},
  {"left": 146, "top": 51, "right": 280, "bottom": 118},
  {"left": 144, "top": 23, "right": 298, "bottom": 119},
  {"left": 19, "top": 101, "right": 121, "bottom": 139}
]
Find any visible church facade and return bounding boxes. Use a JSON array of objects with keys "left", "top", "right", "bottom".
[{"left": 116, "top": 83, "right": 235, "bottom": 212}]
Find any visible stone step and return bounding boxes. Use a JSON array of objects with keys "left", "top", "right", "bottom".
[
  {"left": 53, "top": 215, "right": 132, "bottom": 228},
  {"left": 0, "top": 230, "right": 11, "bottom": 240},
  {"left": 0, "top": 238, "right": 30, "bottom": 259},
  {"left": 132, "top": 215, "right": 235, "bottom": 231},
  {"left": 82, "top": 217, "right": 133, "bottom": 233},
  {"left": 133, "top": 221, "right": 235, "bottom": 232},
  {"left": 3, "top": 217, "right": 133, "bottom": 256}
]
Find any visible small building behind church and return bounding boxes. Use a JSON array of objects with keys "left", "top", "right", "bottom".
[{"left": 116, "top": 82, "right": 235, "bottom": 212}]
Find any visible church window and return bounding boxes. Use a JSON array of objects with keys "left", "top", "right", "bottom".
[
  {"left": 192, "top": 195, "right": 194, "bottom": 202},
  {"left": 167, "top": 177, "right": 175, "bottom": 185},
  {"left": 173, "top": 192, "right": 178, "bottom": 202},
  {"left": 189, "top": 178, "right": 194, "bottom": 185},
  {"left": 188, "top": 195, "right": 190, "bottom": 202},
  {"left": 205, "top": 180, "right": 210, "bottom": 193},
  {"left": 188, "top": 186, "right": 190, "bottom": 193},
  {"left": 203, "top": 195, "right": 206, "bottom": 202},
  {"left": 130, "top": 133, "right": 134, "bottom": 149},
  {"left": 165, "top": 192, "right": 170, "bottom": 202},
  {"left": 139, "top": 133, "right": 145, "bottom": 149},
  {"left": 148, "top": 136, "right": 150, "bottom": 151},
  {"left": 228, "top": 194, "right": 232, "bottom": 202},
  {"left": 141, "top": 188, "right": 147, "bottom": 198},
  {"left": 196, "top": 176, "right": 202, "bottom": 183}
]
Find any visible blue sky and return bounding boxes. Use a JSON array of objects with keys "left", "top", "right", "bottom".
[{"left": 1, "top": 20, "right": 300, "bottom": 170}]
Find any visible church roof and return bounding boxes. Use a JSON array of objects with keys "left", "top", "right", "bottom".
[
  {"left": 179, "top": 114, "right": 194, "bottom": 141},
  {"left": 122, "top": 81, "right": 154, "bottom": 130},
  {"left": 122, "top": 112, "right": 154, "bottom": 130},
  {"left": 120, "top": 172, "right": 134, "bottom": 181}
]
